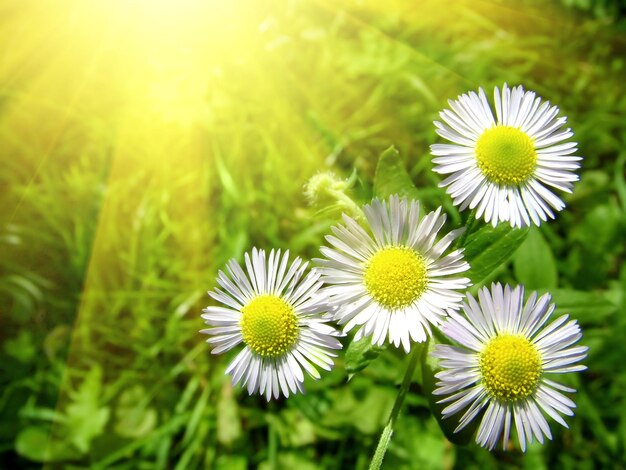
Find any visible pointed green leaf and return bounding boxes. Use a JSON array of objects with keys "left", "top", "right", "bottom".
[
  {"left": 541, "top": 289, "right": 616, "bottom": 326},
  {"left": 464, "top": 224, "right": 530, "bottom": 284},
  {"left": 373, "top": 146, "right": 420, "bottom": 200},
  {"left": 513, "top": 227, "right": 558, "bottom": 289},
  {"left": 344, "top": 337, "right": 386, "bottom": 377}
]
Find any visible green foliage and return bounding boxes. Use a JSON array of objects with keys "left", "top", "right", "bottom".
[
  {"left": 464, "top": 224, "right": 530, "bottom": 286},
  {"left": 3, "top": 331, "right": 37, "bottom": 364},
  {"left": 561, "top": 0, "right": 626, "bottom": 19},
  {"left": 513, "top": 227, "right": 559, "bottom": 290},
  {"left": 344, "top": 337, "right": 387, "bottom": 378},
  {"left": 373, "top": 146, "right": 421, "bottom": 201},
  {"left": 114, "top": 386, "right": 158, "bottom": 439},
  {"left": 64, "top": 367, "right": 110, "bottom": 454},
  {"left": 15, "top": 427, "right": 79, "bottom": 463},
  {"left": 544, "top": 289, "right": 617, "bottom": 326},
  {"left": 13, "top": 367, "right": 110, "bottom": 462}
]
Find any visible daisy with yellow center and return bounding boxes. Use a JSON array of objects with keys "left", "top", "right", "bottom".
[
  {"left": 315, "top": 196, "right": 471, "bottom": 352},
  {"left": 201, "top": 248, "right": 342, "bottom": 400},
  {"left": 433, "top": 284, "right": 588, "bottom": 451},
  {"left": 431, "top": 84, "right": 581, "bottom": 228}
]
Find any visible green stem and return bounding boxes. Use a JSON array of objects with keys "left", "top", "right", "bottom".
[
  {"left": 332, "top": 189, "right": 366, "bottom": 221},
  {"left": 454, "top": 208, "right": 478, "bottom": 249},
  {"left": 368, "top": 344, "right": 422, "bottom": 470},
  {"left": 267, "top": 405, "right": 278, "bottom": 470}
]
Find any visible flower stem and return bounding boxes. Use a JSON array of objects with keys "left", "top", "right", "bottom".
[
  {"left": 455, "top": 208, "right": 478, "bottom": 249},
  {"left": 368, "top": 344, "right": 422, "bottom": 470},
  {"left": 268, "top": 416, "right": 278, "bottom": 469},
  {"left": 332, "top": 189, "right": 366, "bottom": 221},
  {"left": 267, "top": 403, "right": 278, "bottom": 470}
]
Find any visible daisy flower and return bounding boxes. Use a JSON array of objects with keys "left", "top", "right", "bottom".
[
  {"left": 432, "top": 283, "right": 588, "bottom": 451},
  {"left": 431, "top": 84, "right": 581, "bottom": 228},
  {"left": 315, "top": 195, "right": 471, "bottom": 352},
  {"left": 201, "top": 248, "right": 342, "bottom": 401}
]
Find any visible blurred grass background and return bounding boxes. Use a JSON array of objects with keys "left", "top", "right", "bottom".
[{"left": 1, "top": 0, "right": 625, "bottom": 468}]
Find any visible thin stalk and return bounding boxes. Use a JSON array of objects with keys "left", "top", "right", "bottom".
[
  {"left": 455, "top": 208, "right": 478, "bottom": 249},
  {"left": 331, "top": 189, "right": 366, "bottom": 221},
  {"left": 368, "top": 344, "right": 422, "bottom": 470},
  {"left": 267, "top": 404, "right": 278, "bottom": 470}
]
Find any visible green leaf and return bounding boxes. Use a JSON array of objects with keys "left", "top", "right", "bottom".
[
  {"left": 541, "top": 289, "right": 617, "bottom": 326},
  {"left": 344, "top": 337, "right": 386, "bottom": 377},
  {"left": 215, "top": 455, "right": 247, "bottom": 470},
  {"left": 65, "top": 366, "right": 110, "bottom": 454},
  {"left": 215, "top": 157, "right": 240, "bottom": 199},
  {"left": 114, "top": 385, "right": 158, "bottom": 439},
  {"left": 259, "top": 453, "right": 318, "bottom": 470},
  {"left": 351, "top": 386, "right": 395, "bottom": 435},
  {"left": 513, "top": 227, "right": 558, "bottom": 289},
  {"left": 273, "top": 409, "right": 316, "bottom": 446},
  {"left": 181, "top": 384, "right": 210, "bottom": 446},
  {"left": 18, "top": 405, "right": 66, "bottom": 423},
  {"left": 464, "top": 224, "right": 530, "bottom": 285},
  {"left": 217, "top": 382, "right": 242, "bottom": 446},
  {"left": 15, "top": 426, "right": 79, "bottom": 463},
  {"left": 523, "top": 442, "right": 549, "bottom": 470},
  {"left": 373, "top": 146, "right": 420, "bottom": 200},
  {"left": 4, "top": 330, "right": 37, "bottom": 363},
  {"left": 15, "top": 427, "right": 48, "bottom": 462},
  {"left": 392, "top": 417, "right": 449, "bottom": 469},
  {"left": 421, "top": 339, "right": 477, "bottom": 446},
  {"left": 43, "top": 324, "right": 71, "bottom": 361}
]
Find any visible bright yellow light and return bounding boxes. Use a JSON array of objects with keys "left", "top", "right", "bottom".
[{"left": 51, "top": 0, "right": 248, "bottom": 122}]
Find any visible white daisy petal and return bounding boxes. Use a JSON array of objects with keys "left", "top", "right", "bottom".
[
  {"left": 201, "top": 248, "right": 342, "bottom": 399},
  {"left": 434, "top": 283, "right": 586, "bottom": 452},
  {"left": 316, "top": 195, "right": 471, "bottom": 350},
  {"left": 431, "top": 84, "right": 581, "bottom": 227}
]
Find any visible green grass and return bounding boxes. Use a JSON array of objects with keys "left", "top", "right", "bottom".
[{"left": 1, "top": 0, "right": 625, "bottom": 468}]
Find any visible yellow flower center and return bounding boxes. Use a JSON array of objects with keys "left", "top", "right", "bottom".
[
  {"left": 475, "top": 126, "right": 537, "bottom": 186},
  {"left": 364, "top": 246, "right": 428, "bottom": 310},
  {"left": 240, "top": 295, "right": 299, "bottom": 358},
  {"left": 479, "top": 334, "right": 542, "bottom": 402}
]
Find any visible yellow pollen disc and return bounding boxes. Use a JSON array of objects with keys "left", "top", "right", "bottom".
[
  {"left": 479, "top": 334, "right": 542, "bottom": 402},
  {"left": 475, "top": 125, "right": 537, "bottom": 186},
  {"left": 364, "top": 246, "right": 428, "bottom": 310},
  {"left": 240, "top": 295, "right": 299, "bottom": 358}
]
